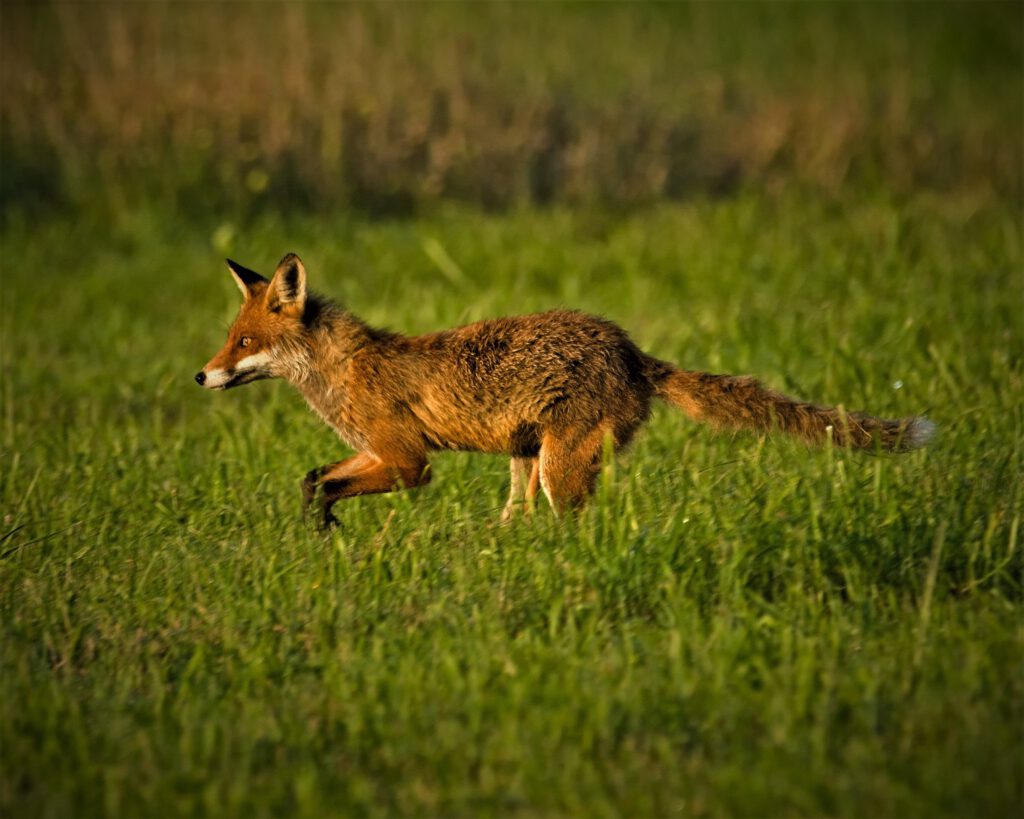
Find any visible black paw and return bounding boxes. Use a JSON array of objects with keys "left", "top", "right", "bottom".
[
  {"left": 301, "top": 467, "right": 323, "bottom": 509},
  {"left": 319, "top": 509, "right": 340, "bottom": 531}
]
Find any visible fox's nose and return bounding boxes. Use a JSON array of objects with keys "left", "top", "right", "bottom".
[{"left": 194, "top": 371, "right": 206, "bottom": 386}]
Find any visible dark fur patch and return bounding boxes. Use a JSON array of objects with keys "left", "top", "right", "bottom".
[
  {"left": 509, "top": 422, "right": 541, "bottom": 457},
  {"left": 322, "top": 477, "right": 352, "bottom": 499},
  {"left": 281, "top": 263, "right": 300, "bottom": 299}
]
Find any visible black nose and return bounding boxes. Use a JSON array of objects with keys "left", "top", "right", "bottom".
[{"left": 194, "top": 371, "right": 206, "bottom": 385}]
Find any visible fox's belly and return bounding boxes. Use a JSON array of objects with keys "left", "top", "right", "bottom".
[
  {"left": 411, "top": 391, "right": 545, "bottom": 456},
  {"left": 420, "top": 416, "right": 541, "bottom": 456}
]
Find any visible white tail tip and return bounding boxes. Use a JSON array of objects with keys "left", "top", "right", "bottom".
[{"left": 905, "top": 416, "right": 937, "bottom": 449}]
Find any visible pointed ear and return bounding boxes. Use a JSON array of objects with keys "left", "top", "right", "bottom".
[
  {"left": 225, "top": 259, "right": 268, "bottom": 299},
  {"left": 267, "top": 253, "right": 307, "bottom": 313}
]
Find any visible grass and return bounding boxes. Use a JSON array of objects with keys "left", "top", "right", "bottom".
[{"left": 1, "top": 189, "right": 1021, "bottom": 816}]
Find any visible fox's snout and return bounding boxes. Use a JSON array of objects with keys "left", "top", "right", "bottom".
[
  {"left": 195, "top": 352, "right": 277, "bottom": 390},
  {"left": 194, "top": 365, "right": 242, "bottom": 390},
  {"left": 194, "top": 367, "right": 229, "bottom": 389},
  {"left": 194, "top": 367, "right": 227, "bottom": 389}
]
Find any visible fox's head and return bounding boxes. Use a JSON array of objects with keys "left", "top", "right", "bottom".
[{"left": 195, "top": 253, "right": 310, "bottom": 390}]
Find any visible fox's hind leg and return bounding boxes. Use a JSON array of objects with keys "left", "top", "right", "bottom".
[
  {"left": 302, "top": 452, "right": 431, "bottom": 528},
  {"left": 537, "top": 423, "right": 615, "bottom": 515},
  {"left": 501, "top": 457, "right": 540, "bottom": 522}
]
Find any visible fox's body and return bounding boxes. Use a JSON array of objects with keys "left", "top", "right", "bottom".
[{"left": 197, "top": 254, "right": 933, "bottom": 526}]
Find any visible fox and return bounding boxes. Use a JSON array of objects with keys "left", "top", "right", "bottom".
[{"left": 196, "top": 253, "right": 934, "bottom": 527}]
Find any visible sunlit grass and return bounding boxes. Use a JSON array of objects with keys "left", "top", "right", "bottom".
[{"left": 1, "top": 192, "right": 1021, "bottom": 817}]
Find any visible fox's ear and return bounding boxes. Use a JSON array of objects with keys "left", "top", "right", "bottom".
[
  {"left": 267, "top": 253, "right": 307, "bottom": 313},
  {"left": 226, "top": 259, "right": 268, "bottom": 299}
]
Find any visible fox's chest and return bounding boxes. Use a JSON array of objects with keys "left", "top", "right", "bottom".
[
  {"left": 328, "top": 412, "right": 371, "bottom": 451},
  {"left": 301, "top": 388, "right": 371, "bottom": 452}
]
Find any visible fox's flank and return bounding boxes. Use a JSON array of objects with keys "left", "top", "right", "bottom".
[{"left": 197, "top": 254, "right": 933, "bottom": 527}]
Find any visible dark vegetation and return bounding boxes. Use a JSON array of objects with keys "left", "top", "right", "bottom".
[{"left": 2, "top": 2, "right": 1020, "bottom": 218}]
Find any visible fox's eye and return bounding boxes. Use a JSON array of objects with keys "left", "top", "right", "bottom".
[{"left": 239, "top": 337, "right": 252, "bottom": 348}]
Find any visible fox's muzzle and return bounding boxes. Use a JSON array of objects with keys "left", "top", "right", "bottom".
[
  {"left": 195, "top": 366, "right": 237, "bottom": 389},
  {"left": 195, "top": 367, "right": 240, "bottom": 389},
  {"left": 195, "top": 353, "right": 275, "bottom": 390}
]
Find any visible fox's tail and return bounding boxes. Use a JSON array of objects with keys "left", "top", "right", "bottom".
[{"left": 654, "top": 368, "right": 934, "bottom": 452}]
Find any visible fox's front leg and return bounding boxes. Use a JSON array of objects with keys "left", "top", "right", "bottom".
[{"left": 302, "top": 452, "right": 431, "bottom": 528}]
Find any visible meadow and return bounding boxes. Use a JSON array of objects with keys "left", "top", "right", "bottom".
[
  {"left": 2, "top": 2, "right": 1023, "bottom": 817},
  {"left": 2, "top": 191, "right": 1021, "bottom": 817}
]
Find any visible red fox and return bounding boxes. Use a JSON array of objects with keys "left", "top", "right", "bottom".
[{"left": 196, "top": 254, "right": 934, "bottom": 526}]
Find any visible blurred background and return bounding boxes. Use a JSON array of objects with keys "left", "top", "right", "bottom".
[{"left": 3, "top": 0, "right": 1020, "bottom": 222}]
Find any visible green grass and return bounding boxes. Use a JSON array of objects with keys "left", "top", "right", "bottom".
[{"left": 1, "top": 190, "right": 1022, "bottom": 817}]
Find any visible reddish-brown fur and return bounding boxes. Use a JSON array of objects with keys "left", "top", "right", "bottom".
[{"left": 197, "top": 254, "right": 933, "bottom": 526}]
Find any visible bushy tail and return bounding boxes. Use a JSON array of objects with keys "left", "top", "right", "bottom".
[{"left": 655, "top": 369, "right": 934, "bottom": 452}]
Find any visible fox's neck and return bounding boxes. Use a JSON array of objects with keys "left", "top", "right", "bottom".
[{"left": 288, "top": 303, "right": 395, "bottom": 412}]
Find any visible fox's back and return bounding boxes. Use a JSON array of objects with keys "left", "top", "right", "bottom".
[{"left": 361, "top": 310, "right": 663, "bottom": 455}]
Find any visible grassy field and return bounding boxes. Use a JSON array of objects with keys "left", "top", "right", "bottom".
[
  {"left": 2, "top": 1, "right": 1022, "bottom": 815},
  {"left": 1, "top": 189, "right": 1021, "bottom": 816}
]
